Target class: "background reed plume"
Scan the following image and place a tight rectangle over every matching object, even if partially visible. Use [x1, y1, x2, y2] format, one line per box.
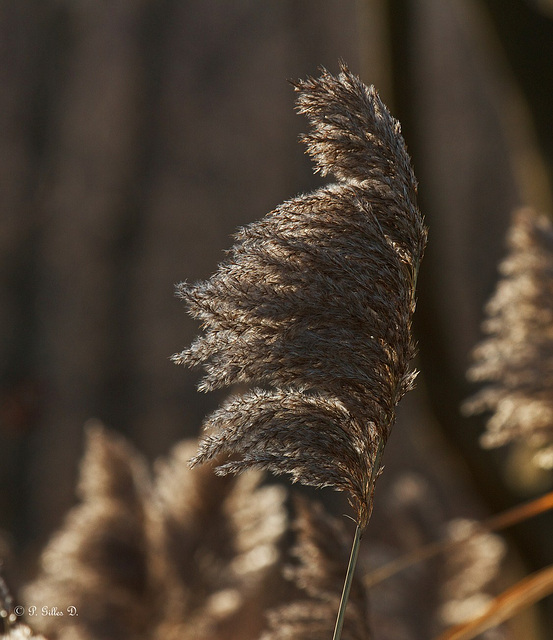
[173, 62, 426, 531]
[463, 207, 553, 470]
[261, 497, 371, 640]
[23, 424, 158, 640]
[23, 426, 287, 640]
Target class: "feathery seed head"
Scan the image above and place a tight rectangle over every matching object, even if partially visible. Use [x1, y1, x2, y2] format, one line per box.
[464, 207, 553, 468]
[174, 63, 426, 529]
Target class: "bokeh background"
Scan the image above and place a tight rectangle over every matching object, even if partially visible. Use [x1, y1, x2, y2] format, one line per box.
[2, 0, 553, 635]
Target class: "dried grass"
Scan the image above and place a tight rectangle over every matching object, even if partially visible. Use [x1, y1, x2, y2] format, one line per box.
[464, 207, 553, 469]
[23, 423, 157, 640]
[174, 62, 426, 530]
[23, 426, 287, 640]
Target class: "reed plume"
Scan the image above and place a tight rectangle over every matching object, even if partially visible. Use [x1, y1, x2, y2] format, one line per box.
[23, 423, 156, 640]
[24, 425, 287, 640]
[438, 519, 506, 630]
[0, 571, 17, 638]
[0, 624, 47, 640]
[463, 207, 553, 469]
[153, 440, 287, 640]
[173, 62, 426, 532]
[261, 498, 371, 640]
[362, 475, 508, 639]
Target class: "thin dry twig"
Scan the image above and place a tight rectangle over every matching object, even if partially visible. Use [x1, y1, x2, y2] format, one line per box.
[365, 489, 553, 588]
[435, 564, 553, 640]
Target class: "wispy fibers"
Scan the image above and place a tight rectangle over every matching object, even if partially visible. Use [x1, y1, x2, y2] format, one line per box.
[174, 63, 426, 638]
[464, 207, 553, 470]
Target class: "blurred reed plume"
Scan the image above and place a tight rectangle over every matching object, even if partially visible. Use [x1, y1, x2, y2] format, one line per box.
[23, 423, 158, 640]
[1, 571, 16, 637]
[437, 519, 506, 630]
[173, 62, 426, 532]
[153, 440, 287, 640]
[23, 426, 287, 640]
[463, 207, 553, 470]
[1, 624, 47, 640]
[261, 498, 371, 640]
[362, 474, 509, 640]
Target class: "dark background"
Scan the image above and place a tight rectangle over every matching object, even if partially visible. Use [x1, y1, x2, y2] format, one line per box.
[1, 0, 553, 633]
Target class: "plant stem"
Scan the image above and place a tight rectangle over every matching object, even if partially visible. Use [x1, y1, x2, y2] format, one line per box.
[332, 522, 362, 640]
[333, 436, 385, 640]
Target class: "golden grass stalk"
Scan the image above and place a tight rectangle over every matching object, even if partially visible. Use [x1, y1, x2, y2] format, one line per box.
[435, 564, 553, 640]
[364, 488, 553, 589]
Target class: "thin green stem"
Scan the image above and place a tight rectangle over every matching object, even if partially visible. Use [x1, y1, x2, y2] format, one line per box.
[332, 435, 385, 640]
[332, 523, 363, 640]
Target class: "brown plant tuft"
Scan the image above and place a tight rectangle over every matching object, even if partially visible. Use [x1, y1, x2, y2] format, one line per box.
[463, 207, 553, 469]
[173, 62, 426, 530]
[261, 498, 371, 640]
[152, 440, 287, 640]
[438, 519, 507, 631]
[23, 423, 156, 640]
[23, 426, 287, 640]
[0, 572, 14, 622]
[0, 624, 48, 640]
